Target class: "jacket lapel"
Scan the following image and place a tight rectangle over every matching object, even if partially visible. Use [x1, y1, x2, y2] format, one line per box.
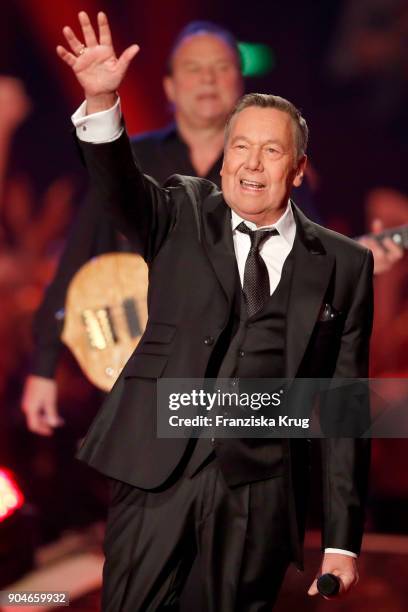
[201, 193, 238, 309]
[285, 204, 334, 377]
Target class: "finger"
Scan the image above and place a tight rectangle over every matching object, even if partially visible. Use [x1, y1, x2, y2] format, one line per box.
[56, 45, 77, 67]
[31, 411, 60, 435]
[45, 411, 65, 428]
[381, 238, 403, 261]
[370, 218, 384, 235]
[22, 396, 63, 432]
[358, 237, 377, 251]
[359, 238, 386, 266]
[62, 25, 85, 56]
[307, 578, 318, 596]
[78, 11, 98, 47]
[25, 411, 53, 436]
[360, 237, 392, 261]
[41, 401, 64, 428]
[32, 424, 54, 436]
[97, 11, 113, 47]
[34, 426, 54, 437]
[117, 44, 140, 72]
[335, 572, 356, 593]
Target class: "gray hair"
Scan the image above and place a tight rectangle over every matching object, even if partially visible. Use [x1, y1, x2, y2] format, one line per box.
[224, 93, 309, 160]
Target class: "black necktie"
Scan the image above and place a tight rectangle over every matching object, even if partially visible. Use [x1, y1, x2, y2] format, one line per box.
[237, 222, 279, 317]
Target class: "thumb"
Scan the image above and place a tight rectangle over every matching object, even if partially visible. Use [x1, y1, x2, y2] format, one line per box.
[117, 44, 140, 73]
[46, 413, 64, 428]
[307, 577, 319, 596]
[43, 396, 64, 427]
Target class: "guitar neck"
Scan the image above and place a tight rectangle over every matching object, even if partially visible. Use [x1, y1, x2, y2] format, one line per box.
[361, 224, 408, 250]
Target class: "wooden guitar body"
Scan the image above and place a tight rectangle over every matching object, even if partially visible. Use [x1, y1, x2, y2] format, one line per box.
[62, 253, 148, 391]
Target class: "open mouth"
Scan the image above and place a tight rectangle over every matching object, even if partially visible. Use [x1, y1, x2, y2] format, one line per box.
[240, 179, 266, 191]
[197, 93, 218, 100]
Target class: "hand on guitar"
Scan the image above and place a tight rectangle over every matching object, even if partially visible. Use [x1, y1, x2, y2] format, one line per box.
[21, 375, 64, 436]
[56, 11, 139, 114]
[358, 219, 403, 275]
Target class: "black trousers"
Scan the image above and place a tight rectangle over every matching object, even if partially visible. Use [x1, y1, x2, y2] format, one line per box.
[102, 459, 291, 611]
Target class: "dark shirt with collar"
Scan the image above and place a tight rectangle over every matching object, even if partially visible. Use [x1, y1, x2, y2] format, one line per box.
[131, 124, 223, 186]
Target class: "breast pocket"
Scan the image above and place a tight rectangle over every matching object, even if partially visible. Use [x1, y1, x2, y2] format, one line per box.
[315, 314, 345, 338]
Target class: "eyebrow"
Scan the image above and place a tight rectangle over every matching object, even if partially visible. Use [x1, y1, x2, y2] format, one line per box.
[180, 59, 201, 66]
[230, 135, 283, 147]
[180, 57, 235, 66]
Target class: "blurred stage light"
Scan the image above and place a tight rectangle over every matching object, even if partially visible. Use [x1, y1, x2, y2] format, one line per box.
[0, 468, 25, 522]
[238, 42, 275, 77]
[0, 467, 36, 588]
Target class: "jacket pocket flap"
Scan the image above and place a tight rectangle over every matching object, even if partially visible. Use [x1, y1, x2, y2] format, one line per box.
[123, 353, 168, 379]
[141, 322, 177, 344]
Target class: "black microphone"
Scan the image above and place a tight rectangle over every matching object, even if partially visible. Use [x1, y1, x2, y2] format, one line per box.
[317, 573, 341, 597]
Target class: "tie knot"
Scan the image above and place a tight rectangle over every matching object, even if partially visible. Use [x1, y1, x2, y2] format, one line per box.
[236, 222, 278, 250]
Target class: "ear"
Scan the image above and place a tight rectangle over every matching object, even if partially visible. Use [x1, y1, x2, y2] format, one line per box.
[163, 75, 175, 103]
[292, 155, 307, 187]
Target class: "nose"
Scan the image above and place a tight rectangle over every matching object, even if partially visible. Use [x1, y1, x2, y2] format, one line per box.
[244, 147, 263, 172]
[200, 66, 216, 84]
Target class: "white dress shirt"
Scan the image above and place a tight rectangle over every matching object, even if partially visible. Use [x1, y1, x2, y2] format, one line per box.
[231, 206, 296, 294]
[72, 100, 357, 559]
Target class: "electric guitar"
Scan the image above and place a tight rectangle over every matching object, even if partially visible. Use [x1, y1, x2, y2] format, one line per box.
[62, 253, 148, 391]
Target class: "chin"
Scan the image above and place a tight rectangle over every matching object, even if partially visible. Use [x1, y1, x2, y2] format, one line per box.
[239, 195, 268, 210]
[236, 204, 265, 218]
[196, 104, 224, 119]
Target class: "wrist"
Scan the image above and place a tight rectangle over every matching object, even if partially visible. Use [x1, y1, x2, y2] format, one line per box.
[85, 92, 118, 115]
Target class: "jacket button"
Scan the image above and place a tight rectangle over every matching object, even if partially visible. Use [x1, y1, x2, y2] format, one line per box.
[204, 336, 214, 346]
[238, 350, 245, 358]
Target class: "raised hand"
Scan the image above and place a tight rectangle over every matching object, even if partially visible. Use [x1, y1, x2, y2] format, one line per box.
[56, 11, 139, 111]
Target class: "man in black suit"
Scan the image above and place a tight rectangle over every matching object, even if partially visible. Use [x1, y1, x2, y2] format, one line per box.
[57, 11, 373, 610]
[22, 18, 400, 439]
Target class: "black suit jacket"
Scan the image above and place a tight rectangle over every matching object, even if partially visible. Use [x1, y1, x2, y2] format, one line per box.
[77, 131, 373, 566]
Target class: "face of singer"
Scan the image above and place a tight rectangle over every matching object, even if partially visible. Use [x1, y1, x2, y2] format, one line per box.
[163, 33, 243, 129]
[221, 106, 307, 226]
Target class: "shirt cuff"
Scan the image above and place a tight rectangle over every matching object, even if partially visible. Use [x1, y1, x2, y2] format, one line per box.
[324, 548, 357, 558]
[71, 97, 123, 143]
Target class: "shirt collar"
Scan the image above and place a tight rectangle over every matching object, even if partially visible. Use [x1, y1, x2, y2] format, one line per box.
[231, 201, 296, 247]
[161, 123, 178, 141]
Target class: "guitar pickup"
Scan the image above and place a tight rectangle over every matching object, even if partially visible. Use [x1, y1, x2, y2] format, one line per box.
[82, 307, 118, 350]
[123, 298, 142, 338]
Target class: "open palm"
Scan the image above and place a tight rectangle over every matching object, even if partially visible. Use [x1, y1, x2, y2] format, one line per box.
[56, 11, 139, 98]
